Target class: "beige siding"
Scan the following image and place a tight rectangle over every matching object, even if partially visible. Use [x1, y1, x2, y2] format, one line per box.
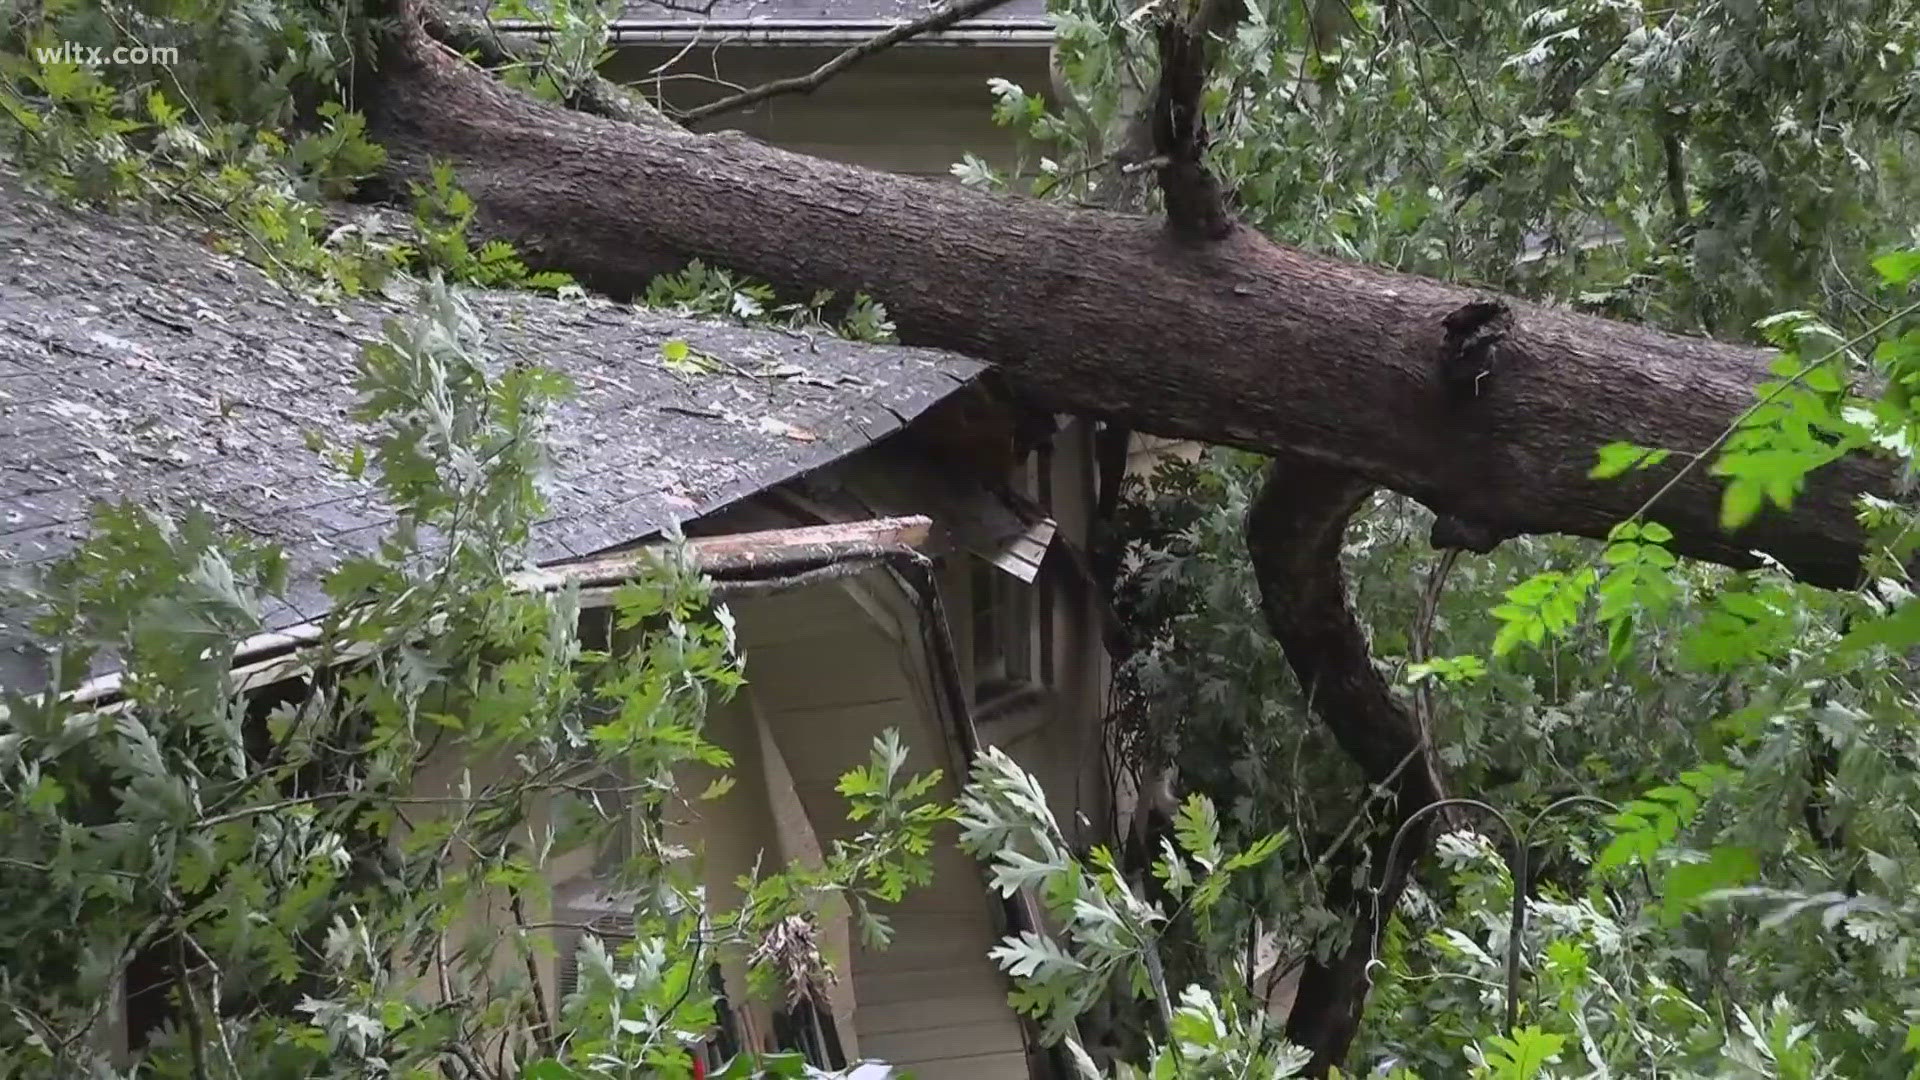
[602, 44, 1053, 177]
[737, 571, 1030, 1078]
[747, 422, 1118, 852]
[661, 677, 852, 1059]
[1126, 434, 1203, 480]
[406, 568, 1028, 1075]
[413, 418, 1116, 1077]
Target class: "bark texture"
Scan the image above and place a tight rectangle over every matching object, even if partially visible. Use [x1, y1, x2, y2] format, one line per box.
[419, 7, 677, 129]
[360, 9, 1903, 1072]
[1247, 459, 1442, 1072]
[363, 23, 1890, 590]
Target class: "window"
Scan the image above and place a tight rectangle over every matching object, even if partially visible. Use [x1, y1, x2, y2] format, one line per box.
[971, 557, 1034, 704]
[770, 995, 846, 1070]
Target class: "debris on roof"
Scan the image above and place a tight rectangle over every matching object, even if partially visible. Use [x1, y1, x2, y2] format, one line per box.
[0, 168, 982, 685]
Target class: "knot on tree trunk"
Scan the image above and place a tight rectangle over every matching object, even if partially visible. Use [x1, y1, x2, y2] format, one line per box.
[1247, 458, 1448, 1076]
[1438, 298, 1514, 397]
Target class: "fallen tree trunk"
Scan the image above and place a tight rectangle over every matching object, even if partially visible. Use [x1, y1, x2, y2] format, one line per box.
[363, 12, 1893, 591]
[359, 7, 1899, 1073]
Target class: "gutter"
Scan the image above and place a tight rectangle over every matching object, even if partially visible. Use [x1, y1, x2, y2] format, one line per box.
[67, 516, 935, 711]
[494, 19, 1054, 46]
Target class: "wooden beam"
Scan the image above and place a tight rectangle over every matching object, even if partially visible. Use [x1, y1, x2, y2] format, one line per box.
[514, 515, 933, 590]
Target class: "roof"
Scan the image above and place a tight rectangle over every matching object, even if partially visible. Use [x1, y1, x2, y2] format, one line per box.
[0, 170, 982, 687]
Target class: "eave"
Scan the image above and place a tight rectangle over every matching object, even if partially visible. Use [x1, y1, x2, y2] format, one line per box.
[496, 18, 1054, 46]
[67, 515, 936, 711]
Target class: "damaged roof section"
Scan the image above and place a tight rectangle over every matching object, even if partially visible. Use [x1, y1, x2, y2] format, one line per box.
[0, 169, 982, 683]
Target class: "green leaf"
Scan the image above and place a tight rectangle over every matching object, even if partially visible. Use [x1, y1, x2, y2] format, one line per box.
[1841, 598, 1920, 653]
[1490, 568, 1597, 656]
[1591, 442, 1671, 479]
[1720, 478, 1764, 530]
[1873, 249, 1920, 288]
[1172, 794, 1223, 872]
[990, 930, 1087, 979]
[1153, 836, 1195, 898]
[1220, 830, 1288, 873]
[1607, 611, 1635, 662]
[1660, 846, 1761, 925]
[1482, 1026, 1566, 1079]
[1407, 654, 1488, 684]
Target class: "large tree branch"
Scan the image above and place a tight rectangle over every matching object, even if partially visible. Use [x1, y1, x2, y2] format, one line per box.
[1246, 458, 1444, 1074]
[419, 6, 678, 130]
[1148, 0, 1244, 238]
[363, 5, 1897, 589]
[677, 0, 1019, 124]
[358, 12, 1909, 1070]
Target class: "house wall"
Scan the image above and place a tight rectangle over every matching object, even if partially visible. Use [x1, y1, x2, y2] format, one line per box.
[662, 682, 853, 1060]
[602, 44, 1053, 178]
[707, 570, 1033, 1079]
[405, 413, 1116, 1076]
[947, 416, 1114, 849]
[682, 416, 1119, 1076]
[722, 417, 1118, 849]
[407, 568, 1032, 1077]
[401, 743, 589, 1057]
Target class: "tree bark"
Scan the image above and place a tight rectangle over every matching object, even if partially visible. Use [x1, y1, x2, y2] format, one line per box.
[1247, 458, 1441, 1072]
[358, 7, 1904, 1072]
[362, 20, 1891, 590]
[419, 6, 678, 130]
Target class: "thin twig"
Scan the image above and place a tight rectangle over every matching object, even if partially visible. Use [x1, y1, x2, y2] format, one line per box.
[1398, 0, 1486, 128]
[680, 0, 1019, 123]
[647, 25, 709, 77]
[508, 887, 558, 1058]
[182, 933, 242, 1076]
[174, 935, 212, 1080]
[1409, 548, 1460, 738]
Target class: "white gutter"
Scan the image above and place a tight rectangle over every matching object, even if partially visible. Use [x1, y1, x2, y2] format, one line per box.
[66, 516, 935, 710]
[494, 18, 1054, 46]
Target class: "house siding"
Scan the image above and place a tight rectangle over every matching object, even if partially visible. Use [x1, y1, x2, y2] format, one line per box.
[950, 418, 1113, 849]
[602, 44, 1053, 177]
[722, 570, 1031, 1077]
[406, 417, 1114, 1079]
